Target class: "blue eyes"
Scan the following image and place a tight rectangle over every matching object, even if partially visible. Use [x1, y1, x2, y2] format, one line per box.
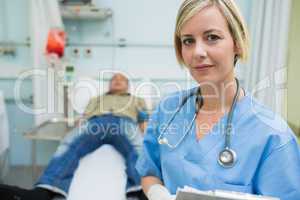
[181, 34, 221, 46]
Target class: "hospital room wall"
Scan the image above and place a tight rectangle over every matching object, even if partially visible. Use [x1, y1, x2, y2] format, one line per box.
[60, 0, 251, 113]
[287, 0, 300, 137]
[0, 0, 58, 166]
[0, 0, 251, 166]
[63, 0, 251, 80]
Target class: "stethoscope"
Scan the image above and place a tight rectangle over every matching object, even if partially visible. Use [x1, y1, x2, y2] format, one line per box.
[158, 78, 240, 168]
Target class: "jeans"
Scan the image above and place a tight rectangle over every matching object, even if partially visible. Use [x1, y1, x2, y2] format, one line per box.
[35, 114, 141, 196]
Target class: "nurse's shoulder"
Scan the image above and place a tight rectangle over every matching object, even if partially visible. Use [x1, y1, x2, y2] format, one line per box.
[244, 96, 300, 198]
[244, 95, 298, 154]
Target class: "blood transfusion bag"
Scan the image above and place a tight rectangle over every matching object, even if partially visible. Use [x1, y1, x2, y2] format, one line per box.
[46, 28, 66, 58]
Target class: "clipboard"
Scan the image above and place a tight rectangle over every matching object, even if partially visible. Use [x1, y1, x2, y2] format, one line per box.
[175, 187, 280, 200]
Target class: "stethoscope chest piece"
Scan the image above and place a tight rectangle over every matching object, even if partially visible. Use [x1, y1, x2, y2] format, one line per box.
[218, 148, 237, 168]
[158, 137, 168, 145]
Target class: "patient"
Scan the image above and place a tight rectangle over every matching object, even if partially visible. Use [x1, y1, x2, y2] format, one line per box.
[0, 73, 149, 200]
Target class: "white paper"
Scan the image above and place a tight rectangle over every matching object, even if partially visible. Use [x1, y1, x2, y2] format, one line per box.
[175, 186, 280, 200]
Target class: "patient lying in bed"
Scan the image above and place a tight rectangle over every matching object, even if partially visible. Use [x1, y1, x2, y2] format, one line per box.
[0, 73, 149, 200]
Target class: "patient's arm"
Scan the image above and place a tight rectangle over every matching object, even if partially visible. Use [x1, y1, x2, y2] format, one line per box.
[138, 121, 148, 133]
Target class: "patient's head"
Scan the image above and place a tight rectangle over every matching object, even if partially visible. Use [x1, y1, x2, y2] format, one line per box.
[108, 73, 129, 94]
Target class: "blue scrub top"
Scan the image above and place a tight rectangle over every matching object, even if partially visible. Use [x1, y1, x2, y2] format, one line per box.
[136, 88, 300, 200]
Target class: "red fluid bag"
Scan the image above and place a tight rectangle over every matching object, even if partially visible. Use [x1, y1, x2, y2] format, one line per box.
[46, 28, 66, 58]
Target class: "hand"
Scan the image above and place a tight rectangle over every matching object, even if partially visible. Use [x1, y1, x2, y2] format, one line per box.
[147, 184, 175, 200]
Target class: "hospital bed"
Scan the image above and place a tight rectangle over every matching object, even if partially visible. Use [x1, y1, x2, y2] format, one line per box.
[24, 120, 143, 200]
[51, 145, 141, 200]
[36, 77, 192, 200]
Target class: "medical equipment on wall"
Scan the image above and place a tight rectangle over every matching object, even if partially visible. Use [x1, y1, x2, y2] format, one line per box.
[59, 0, 112, 20]
[158, 78, 240, 168]
[64, 65, 75, 127]
[60, 0, 92, 4]
[0, 45, 16, 57]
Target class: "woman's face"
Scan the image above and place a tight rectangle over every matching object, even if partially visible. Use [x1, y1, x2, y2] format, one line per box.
[180, 6, 237, 85]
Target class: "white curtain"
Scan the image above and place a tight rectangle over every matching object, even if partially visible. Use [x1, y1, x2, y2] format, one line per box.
[30, 0, 63, 125]
[242, 0, 291, 116]
[0, 91, 9, 181]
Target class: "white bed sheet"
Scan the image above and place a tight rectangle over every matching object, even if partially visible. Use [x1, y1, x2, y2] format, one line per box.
[67, 145, 128, 200]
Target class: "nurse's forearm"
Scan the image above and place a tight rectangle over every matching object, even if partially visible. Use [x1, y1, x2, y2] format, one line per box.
[141, 176, 163, 194]
[142, 176, 174, 200]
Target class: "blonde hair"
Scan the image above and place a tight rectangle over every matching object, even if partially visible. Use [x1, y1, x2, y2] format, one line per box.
[174, 0, 250, 66]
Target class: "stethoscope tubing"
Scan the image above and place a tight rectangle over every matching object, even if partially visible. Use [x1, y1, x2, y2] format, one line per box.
[157, 78, 240, 168]
[158, 88, 202, 149]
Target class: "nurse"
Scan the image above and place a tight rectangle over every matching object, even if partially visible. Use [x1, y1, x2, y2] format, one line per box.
[136, 0, 300, 200]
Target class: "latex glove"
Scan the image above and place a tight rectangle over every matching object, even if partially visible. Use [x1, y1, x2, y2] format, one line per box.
[147, 184, 176, 200]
